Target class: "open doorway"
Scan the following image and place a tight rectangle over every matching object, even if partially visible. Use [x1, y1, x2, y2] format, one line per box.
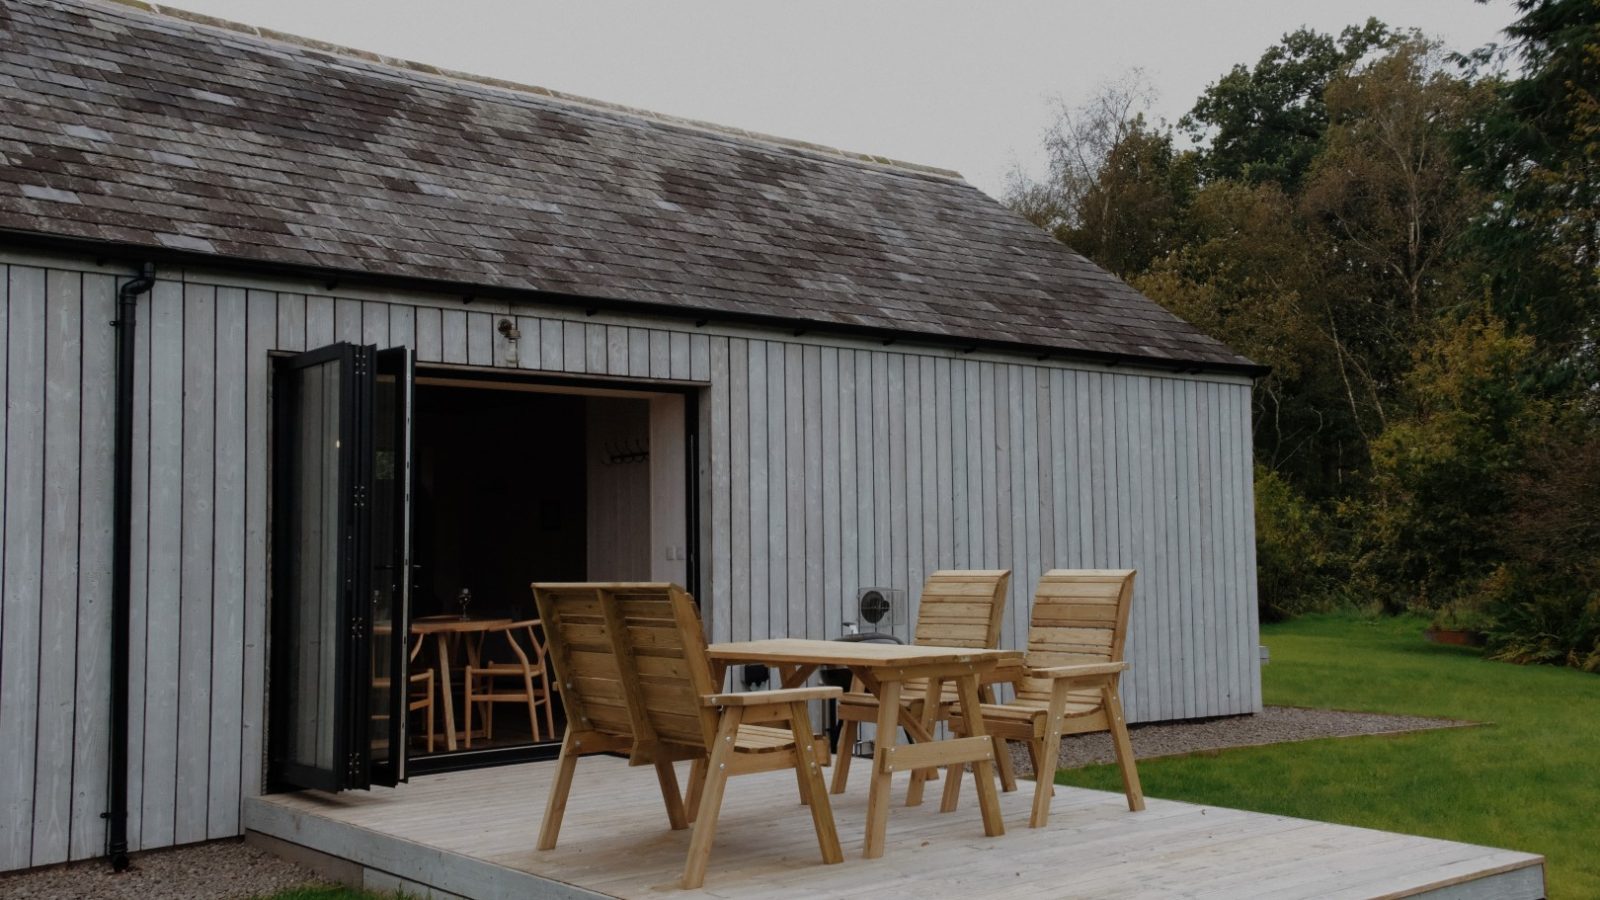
[406, 372, 693, 769]
[267, 342, 699, 791]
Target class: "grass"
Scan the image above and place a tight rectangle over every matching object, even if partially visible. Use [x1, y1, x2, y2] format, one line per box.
[1057, 612, 1600, 898]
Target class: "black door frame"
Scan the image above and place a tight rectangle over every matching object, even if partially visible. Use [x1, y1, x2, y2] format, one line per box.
[267, 343, 374, 792]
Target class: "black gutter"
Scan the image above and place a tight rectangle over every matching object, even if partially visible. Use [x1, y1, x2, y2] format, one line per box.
[107, 262, 154, 872]
[0, 230, 1271, 380]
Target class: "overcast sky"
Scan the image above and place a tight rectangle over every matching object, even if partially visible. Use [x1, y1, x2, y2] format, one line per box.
[167, 1, 1514, 196]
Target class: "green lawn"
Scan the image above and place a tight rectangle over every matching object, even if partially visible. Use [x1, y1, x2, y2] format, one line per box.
[1058, 612, 1600, 898]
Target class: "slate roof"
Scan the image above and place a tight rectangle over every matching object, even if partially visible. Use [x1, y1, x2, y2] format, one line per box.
[0, 0, 1259, 373]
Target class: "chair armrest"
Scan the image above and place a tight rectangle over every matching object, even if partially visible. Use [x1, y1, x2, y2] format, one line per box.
[1026, 662, 1128, 680]
[704, 686, 842, 706]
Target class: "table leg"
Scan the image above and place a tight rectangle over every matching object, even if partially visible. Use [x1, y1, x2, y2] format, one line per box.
[862, 678, 901, 859]
[981, 684, 1018, 793]
[436, 633, 457, 752]
[905, 676, 943, 807]
[955, 674, 1004, 837]
[778, 664, 819, 689]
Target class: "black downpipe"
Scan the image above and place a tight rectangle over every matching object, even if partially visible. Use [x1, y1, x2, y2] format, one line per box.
[108, 263, 154, 871]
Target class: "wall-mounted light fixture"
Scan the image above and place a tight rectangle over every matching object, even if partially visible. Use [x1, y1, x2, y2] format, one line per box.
[497, 317, 521, 366]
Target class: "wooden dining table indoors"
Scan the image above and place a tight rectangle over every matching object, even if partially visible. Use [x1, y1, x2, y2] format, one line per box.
[411, 615, 512, 751]
[706, 640, 1021, 859]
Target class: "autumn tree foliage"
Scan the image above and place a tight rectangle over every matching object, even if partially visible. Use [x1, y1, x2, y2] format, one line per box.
[1008, 0, 1600, 665]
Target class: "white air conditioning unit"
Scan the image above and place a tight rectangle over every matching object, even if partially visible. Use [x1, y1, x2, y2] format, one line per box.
[855, 587, 908, 642]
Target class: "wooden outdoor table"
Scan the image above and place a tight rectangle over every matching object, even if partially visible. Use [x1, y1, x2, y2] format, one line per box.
[411, 616, 513, 751]
[706, 639, 1021, 858]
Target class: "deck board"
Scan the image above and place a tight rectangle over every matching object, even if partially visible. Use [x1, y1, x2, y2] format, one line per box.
[245, 757, 1542, 900]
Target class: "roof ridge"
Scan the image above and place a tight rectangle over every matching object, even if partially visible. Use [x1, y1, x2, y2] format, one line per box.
[96, 0, 968, 182]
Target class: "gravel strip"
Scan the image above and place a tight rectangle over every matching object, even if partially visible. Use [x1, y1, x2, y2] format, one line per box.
[1007, 705, 1470, 777]
[0, 838, 324, 900]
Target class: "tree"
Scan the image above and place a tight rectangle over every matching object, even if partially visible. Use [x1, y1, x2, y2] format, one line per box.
[1135, 180, 1357, 491]
[1357, 309, 1548, 610]
[1183, 19, 1392, 189]
[1460, 0, 1600, 363]
[1298, 37, 1490, 444]
[1005, 72, 1195, 277]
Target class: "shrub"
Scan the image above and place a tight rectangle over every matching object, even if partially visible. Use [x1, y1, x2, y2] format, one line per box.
[1254, 464, 1344, 620]
[1486, 590, 1600, 672]
[1483, 426, 1600, 671]
[1354, 309, 1547, 612]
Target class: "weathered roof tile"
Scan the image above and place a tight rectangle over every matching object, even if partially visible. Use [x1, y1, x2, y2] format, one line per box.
[0, 0, 1258, 372]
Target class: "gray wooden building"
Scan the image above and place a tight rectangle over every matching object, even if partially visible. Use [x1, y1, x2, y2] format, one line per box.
[0, 0, 1263, 874]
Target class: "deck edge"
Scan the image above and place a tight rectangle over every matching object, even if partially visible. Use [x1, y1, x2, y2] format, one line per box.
[244, 796, 615, 900]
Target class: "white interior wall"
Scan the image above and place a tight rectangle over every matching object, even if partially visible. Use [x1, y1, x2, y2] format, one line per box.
[649, 394, 687, 585]
[584, 397, 651, 580]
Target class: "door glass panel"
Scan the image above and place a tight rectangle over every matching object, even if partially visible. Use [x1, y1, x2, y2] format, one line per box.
[283, 356, 345, 774]
[368, 347, 411, 784]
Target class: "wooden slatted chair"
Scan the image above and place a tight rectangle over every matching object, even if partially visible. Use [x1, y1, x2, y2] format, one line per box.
[830, 569, 1014, 801]
[463, 620, 556, 746]
[947, 569, 1143, 828]
[375, 633, 436, 753]
[532, 583, 843, 890]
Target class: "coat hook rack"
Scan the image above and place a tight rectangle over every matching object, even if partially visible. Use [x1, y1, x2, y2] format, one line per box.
[601, 439, 649, 466]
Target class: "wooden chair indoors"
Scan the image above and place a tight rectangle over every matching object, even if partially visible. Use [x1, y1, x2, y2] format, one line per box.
[408, 638, 437, 754]
[464, 620, 555, 747]
[375, 634, 436, 753]
[947, 569, 1144, 828]
[830, 569, 1015, 803]
[532, 583, 843, 890]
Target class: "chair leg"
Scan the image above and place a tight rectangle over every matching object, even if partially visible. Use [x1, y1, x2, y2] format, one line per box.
[537, 728, 582, 851]
[685, 758, 708, 823]
[464, 675, 475, 749]
[906, 680, 943, 807]
[655, 757, 688, 830]
[525, 672, 541, 743]
[1026, 738, 1053, 796]
[540, 668, 556, 739]
[683, 708, 742, 889]
[1104, 685, 1145, 812]
[1031, 707, 1067, 828]
[788, 701, 843, 865]
[426, 694, 435, 754]
[939, 760, 963, 812]
[544, 675, 556, 739]
[993, 736, 1017, 793]
[940, 717, 966, 812]
[1030, 730, 1064, 827]
[829, 718, 857, 794]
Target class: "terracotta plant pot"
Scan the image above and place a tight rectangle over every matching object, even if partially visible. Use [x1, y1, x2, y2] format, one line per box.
[1424, 628, 1486, 647]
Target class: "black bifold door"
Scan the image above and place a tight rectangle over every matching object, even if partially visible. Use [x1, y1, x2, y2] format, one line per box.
[269, 343, 412, 792]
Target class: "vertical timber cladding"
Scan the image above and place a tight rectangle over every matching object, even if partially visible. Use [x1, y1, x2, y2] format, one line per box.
[0, 257, 1260, 869]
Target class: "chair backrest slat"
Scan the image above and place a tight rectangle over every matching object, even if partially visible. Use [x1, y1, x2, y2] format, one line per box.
[1017, 569, 1135, 703]
[534, 585, 626, 737]
[534, 582, 719, 759]
[912, 569, 1011, 649]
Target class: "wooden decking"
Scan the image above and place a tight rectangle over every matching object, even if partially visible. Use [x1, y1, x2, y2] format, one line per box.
[244, 756, 1543, 900]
